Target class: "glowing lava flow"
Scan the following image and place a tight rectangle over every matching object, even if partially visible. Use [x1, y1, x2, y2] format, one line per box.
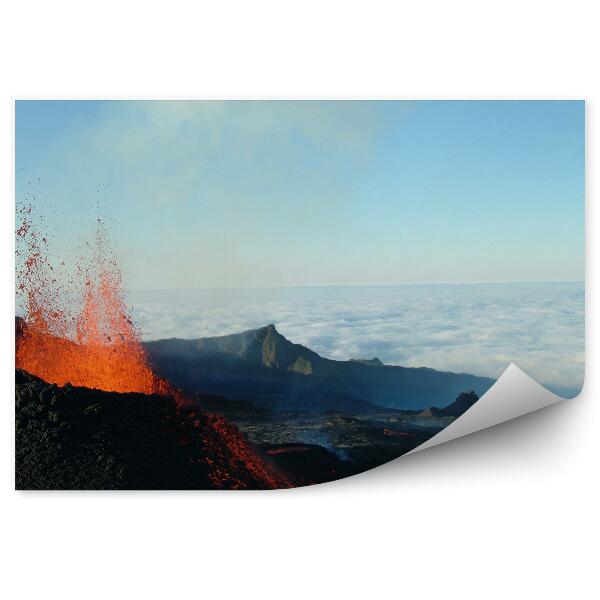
[16, 285, 165, 394]
[15, 206, 164, 394]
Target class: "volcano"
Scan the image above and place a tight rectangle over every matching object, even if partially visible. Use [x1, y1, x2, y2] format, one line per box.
[14, 208, 291, 490]
[15, 368, 290, 490]
[15, 316, 292, 490]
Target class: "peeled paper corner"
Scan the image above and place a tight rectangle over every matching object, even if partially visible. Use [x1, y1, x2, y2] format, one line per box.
[408, 363, 565, 455]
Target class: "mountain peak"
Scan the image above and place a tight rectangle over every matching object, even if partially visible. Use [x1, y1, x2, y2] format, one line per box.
[350, 357, 385, 367]
[144, 327, 495, 411]
[254, 323, 283, 345]
[255, 323, 278, 336]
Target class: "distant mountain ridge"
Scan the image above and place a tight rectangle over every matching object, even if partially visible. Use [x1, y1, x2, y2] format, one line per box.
[349, 357, 385, 367]
[416, 391, 479, 417]
[144, 324, 494, 411]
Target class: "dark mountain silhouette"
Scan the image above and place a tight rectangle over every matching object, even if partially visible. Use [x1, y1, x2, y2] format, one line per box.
[144, 324, 494, 411]
[416, 391, 479, 417]
[15, 369, 290, 490]
[349, 357, 385, 367]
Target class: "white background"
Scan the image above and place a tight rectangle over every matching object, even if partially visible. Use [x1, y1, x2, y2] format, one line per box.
[1, 2, 597, 599]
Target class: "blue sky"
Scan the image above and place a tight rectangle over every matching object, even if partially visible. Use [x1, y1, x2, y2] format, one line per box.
[16, 100, 584, 290]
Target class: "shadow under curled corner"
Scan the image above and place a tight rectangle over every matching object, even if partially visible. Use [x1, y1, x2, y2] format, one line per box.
[407, 363, 565, 455]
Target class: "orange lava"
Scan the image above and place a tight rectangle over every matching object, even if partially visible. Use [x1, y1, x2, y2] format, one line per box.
[16, 315, 163, 394]
[383, 428, 412, 437]
[197, 411, 290, 489]
[15, 206, 163, 394]
[266, 445, 313, 455]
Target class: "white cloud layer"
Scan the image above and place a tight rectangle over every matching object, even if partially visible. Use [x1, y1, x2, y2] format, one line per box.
[128, 281, 584, 397]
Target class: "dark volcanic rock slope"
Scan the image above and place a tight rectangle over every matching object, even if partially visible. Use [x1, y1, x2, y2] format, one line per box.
[144, 324, 494, 411]
[15, 370, 289, 490]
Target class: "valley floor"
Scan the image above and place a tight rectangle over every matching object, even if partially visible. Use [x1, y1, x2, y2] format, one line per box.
[229, 410, 453, 485]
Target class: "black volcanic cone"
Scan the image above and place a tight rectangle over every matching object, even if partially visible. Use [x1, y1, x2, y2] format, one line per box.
[15, 369, 289, 490]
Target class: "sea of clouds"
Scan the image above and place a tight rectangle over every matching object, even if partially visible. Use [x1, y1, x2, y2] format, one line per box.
[128, 282, 584, 398]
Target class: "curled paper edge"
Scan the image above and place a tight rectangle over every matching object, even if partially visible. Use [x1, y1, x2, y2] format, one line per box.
[408, 363, 564, 455]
